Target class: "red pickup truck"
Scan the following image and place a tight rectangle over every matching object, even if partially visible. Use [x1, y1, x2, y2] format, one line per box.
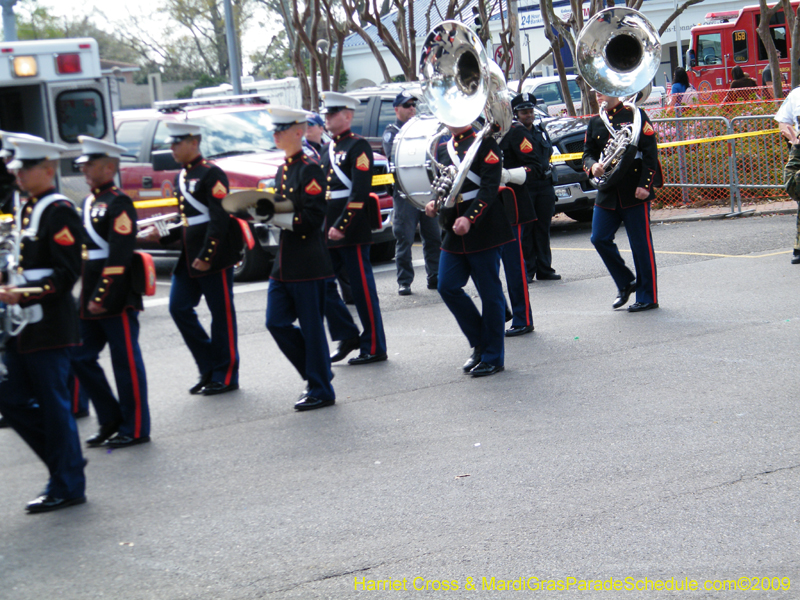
[114, 96, 396, 280]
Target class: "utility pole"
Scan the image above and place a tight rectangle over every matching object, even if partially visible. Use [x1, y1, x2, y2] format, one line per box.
[224, 0, 243, 95]
[508, 0, 522, 80]
[1, 0, 17, 42]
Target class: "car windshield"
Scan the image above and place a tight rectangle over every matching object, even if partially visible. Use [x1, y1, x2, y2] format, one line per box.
[192, 108, 277, 156]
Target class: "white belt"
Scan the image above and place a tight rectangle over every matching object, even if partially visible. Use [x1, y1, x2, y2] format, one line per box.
[23, 268, 54, 281]
[460, 190, 479, 201]
[187, 214, 210, 226]
[328, 190, 350, 200]
[87, 249, 109, 260]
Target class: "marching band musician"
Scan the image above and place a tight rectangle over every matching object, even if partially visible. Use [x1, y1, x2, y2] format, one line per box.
[70, 136, 150, 448]
[583, 91, 660, 312]
[498, 93, 540, 337]
[425, 123, 514, 377]
[0, 138, 87, 513]
[153, 121, 243, 395]
[319, 92, 388, 365]
[263, 107, 336, 411]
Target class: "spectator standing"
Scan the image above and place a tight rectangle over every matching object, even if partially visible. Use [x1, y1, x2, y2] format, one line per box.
[670, 67, 691, 107]
[773, 86, 800, 264]
[730, 66, 757, 89]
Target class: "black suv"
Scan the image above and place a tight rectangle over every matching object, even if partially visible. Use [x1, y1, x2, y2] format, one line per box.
[346, 83, 596, 222]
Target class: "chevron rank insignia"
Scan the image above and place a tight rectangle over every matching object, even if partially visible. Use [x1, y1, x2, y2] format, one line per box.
[305, 180, 322, 195]
[212, 181, 228, 198]
[355, 153, 370, 171]
[113, 212, 133, 235]
[484, 150, 500, 164]
[54, 226, 75, 246]
[642, 122, 655, 136]
[519, 139, 533, 153]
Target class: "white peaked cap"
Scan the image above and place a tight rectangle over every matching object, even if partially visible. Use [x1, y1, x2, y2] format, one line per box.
[75, 135, 128, 164]
[7, 138, 67, 169]
[319, 91, 360, 113]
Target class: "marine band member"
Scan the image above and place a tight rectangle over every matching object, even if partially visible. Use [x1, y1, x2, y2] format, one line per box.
[70, 136, 150, 448]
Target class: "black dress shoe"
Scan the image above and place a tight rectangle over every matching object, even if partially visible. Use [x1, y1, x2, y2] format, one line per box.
[331, 337, 360, 362]
[792, 251, 800, 264]
[398, 284, 412, 296]
[470, 362, 505, 378]
[189, 372, 212, 395]
[294, 396, 335, 411]
[505, 324, 534, 337]
[104, 434, 151, 449]
[505, 306, 513, 322]
[427, 277, 438, 290]
[201, 382, 239, 396]
[86, 419, 122, 447]
[537, 272, 561, 280]
[348, 352, 388, 365]
[628, 302, 659, 312]
[462, 347, 482, 372]
[73, 409, 90, 419]
[26, 494, 86, 514]
[0, 416, 9, 428]
[612, 281, 636, 309]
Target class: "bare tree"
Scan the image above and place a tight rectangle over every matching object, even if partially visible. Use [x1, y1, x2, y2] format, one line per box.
[757, 0, 785, 98]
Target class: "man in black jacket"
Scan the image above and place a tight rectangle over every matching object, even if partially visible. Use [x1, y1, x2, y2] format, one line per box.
[584, 92, 660, 312]
[264, 107, 336, 411]
[71, 136, 150, 448]
[0, 137, 86, 513]
[157, 121, 243, 394]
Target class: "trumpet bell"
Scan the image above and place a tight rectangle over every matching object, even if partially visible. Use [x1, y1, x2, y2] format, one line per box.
[419, 20, 489, 128]
[576, 7, 661, 98]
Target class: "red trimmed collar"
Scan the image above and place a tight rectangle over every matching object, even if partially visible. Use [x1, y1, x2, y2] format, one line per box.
[184, 155, 204, 169]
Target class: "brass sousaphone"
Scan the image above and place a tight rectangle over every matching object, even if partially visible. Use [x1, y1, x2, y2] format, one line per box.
[575, 7, 661, 190]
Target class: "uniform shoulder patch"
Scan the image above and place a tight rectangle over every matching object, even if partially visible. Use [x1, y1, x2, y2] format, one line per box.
[212, 181, 228, 199]
[642, 122, 655, 136]
[305, 179, 322, 195]
[355, 152, 370, 171]
[519, 138, 533, 153]
[484, 150, 500, 164]
[113, 212, 133, 235]
[54, 226, 75, 246]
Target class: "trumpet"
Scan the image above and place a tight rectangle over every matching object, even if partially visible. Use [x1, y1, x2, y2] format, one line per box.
[136, 212, 183, 238]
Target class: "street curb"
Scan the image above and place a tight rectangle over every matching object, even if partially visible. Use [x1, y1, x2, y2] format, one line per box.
[651, 206, 798, 224]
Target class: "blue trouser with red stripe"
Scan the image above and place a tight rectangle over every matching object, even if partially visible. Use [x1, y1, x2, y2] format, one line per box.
[590, 201, 658, 305]
[326, 244, 386, 356]
[438, 246, 505, 367]
[169, 260, 239, 386]
[0, 340, 86, 499]
[501, 224, 533, 329]
[71, 309, 149, 438]
[267, 278, 334, 401]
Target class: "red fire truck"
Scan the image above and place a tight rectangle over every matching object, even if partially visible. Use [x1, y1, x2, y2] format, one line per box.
[686, 2, 798, 92]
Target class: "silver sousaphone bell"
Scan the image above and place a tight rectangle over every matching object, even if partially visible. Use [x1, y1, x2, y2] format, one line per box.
[221, 189, 294, 222]
[576, 7, 661, 190]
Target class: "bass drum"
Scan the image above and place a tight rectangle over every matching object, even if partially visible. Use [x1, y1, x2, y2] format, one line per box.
[391, 116, 441, 211]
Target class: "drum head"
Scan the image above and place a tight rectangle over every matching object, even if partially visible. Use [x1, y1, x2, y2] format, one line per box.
[392, 116, 441, 210]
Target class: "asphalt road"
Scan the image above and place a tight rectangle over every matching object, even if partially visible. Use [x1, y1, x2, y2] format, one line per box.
[1, 214, 798, 599]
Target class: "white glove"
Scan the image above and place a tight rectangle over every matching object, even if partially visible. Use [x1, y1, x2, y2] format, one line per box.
[501, 167, 526, 186]
[271, 212, 295, 231]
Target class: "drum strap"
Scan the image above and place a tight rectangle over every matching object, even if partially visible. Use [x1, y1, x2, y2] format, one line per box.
[83, 195, 110, 261]
[328, 142, 352, 200]
[179, 171, 211, 225]
[446, 139, 480, 201]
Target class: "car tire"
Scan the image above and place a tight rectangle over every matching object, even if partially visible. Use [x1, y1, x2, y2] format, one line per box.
[234, 244, 272, 281]
[370, 239, 396, 263]
[563, 207, 594, 223]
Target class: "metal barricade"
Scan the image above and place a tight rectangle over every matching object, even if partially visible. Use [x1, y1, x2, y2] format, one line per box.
[730, 115, 787, 204]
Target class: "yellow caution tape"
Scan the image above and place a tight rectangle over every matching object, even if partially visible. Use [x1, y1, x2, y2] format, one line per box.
[550, 128, 781, 163]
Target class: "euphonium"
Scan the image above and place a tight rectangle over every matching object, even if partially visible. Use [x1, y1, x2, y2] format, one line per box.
[576, 7, 661, 190]
[392, 20, 512, 211]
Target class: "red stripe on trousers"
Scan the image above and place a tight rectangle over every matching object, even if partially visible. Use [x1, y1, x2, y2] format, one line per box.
[515, 225, 531, 326]
[644, 206, 657, 303]
[121, 311, 142, 438]
[357, 247, 377, 355]
[221, 269, 236, 385]
[72, 377, 80, 413]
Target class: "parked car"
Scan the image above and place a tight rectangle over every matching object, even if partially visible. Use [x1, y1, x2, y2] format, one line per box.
[114, 94, 396, 281]
[346, 82, 596, 222]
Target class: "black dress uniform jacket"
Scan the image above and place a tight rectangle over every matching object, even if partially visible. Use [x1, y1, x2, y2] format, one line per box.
[436, 129, 513, 253]
[270, 151, 334, 282]
[15, 189, 81, 353]
[80, 182, 142, 318]
[321, 130, 374, 248]
[499, 121, 539, 225]
[582, 103, 660, 209]
[161, 155, 243, 275]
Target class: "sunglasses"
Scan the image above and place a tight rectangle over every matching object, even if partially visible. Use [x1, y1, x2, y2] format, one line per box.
[324, 107, 345, 116]
[401, 102, 417, 109]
